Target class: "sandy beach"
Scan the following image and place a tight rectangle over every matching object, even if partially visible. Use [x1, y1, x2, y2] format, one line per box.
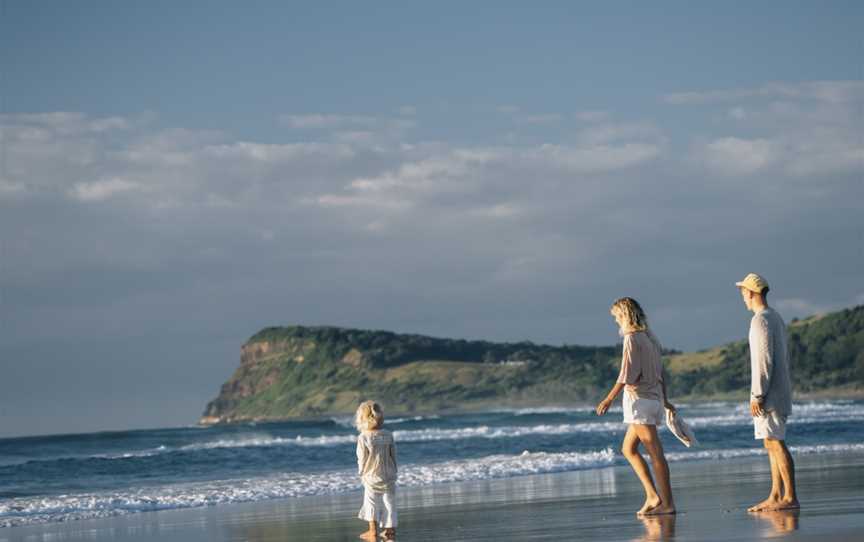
[3, 449, 862, 542]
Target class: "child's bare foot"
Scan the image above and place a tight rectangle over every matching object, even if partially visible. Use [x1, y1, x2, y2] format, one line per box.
[637, 496, 662, 516]
[642, 504, 676, 516]
[747, 496, 782, 512]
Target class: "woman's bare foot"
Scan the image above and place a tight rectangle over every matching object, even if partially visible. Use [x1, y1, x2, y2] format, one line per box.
[637, 496, 662, 516]
[775, 498, 800, 510]
[358, 528, 377, 540]
[748, 496, 782, 512]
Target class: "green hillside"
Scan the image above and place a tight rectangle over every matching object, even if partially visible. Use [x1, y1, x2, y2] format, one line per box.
[667, 305, 864, 398]
[201, 305, 864, 423]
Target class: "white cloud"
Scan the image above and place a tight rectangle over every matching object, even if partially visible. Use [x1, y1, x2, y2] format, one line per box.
[333, 131, 377, 144]
[675, 81, 864, 179]
[280, 114, 379, 129]
[515, 113, 563, 125]
[279, 114, 416, 137]
[347, 150, 499, 195]
[576, 123, 662, 145]
[664, 80, 864, 105]
[728, 107, 747, 120]
[203, 141, 356, 162]
[700, 137, 780, 175]
[697, 130, 862, 179]
[315, 193, 412, 211]
[574, 110, 610, 123]
[784, 138, 864, 177]
[1, 112, 132, 136]
[530, 142, 662, 173]
[69, 178, 143, 202]
[469, 203, 523, 219]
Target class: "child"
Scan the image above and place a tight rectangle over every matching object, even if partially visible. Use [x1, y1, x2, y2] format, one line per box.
[355, 400, 398, 540]
[596, 297, 677, 516]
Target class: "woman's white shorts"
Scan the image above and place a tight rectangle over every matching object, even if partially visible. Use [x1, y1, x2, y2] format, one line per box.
[358, 486, 397, 528]
[622, 391, 663, 426]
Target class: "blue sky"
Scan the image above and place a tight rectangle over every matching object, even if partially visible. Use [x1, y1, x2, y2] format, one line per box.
[1, 1, 862, 437]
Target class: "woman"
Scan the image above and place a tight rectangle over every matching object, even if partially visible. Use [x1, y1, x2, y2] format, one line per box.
[596, 297, 676, 516]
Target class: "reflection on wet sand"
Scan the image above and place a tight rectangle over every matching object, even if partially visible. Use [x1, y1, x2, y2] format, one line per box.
[752, 509, 800, 536]
[633, 514, 676, 541]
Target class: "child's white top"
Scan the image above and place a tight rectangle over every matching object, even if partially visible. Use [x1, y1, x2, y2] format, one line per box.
[356, 429, 398, 492]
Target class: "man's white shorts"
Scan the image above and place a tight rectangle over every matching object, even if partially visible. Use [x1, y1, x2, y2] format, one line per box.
[754, 411, 787, 440]
[622, 391, 663, 426]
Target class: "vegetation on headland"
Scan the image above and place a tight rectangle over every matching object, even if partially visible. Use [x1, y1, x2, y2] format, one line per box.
[201, 305, 864, 423]
[667, 305, 864, 398]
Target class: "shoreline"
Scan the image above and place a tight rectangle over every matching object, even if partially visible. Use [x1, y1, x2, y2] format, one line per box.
[196, 390, 864, 427]
[3, 449, 863, 541]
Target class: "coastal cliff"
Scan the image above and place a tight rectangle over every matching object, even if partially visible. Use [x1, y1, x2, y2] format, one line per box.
[201, 305, 864, 424]
[200, 327, 620, 423]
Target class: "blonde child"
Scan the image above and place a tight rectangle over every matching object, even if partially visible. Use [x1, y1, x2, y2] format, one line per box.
[355, 400, 398, 540]
[596, 297, 677, 516]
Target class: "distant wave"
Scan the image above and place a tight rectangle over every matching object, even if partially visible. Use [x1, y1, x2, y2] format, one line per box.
[498, 406, 597, 416]
[3, 442, 863, 528]
[389, 415, 441, 424]
[7, 401, 864, 467]
[330, 414, 441, 427]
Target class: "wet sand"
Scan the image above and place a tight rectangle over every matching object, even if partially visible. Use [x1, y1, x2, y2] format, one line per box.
[2, 451, 863, 541]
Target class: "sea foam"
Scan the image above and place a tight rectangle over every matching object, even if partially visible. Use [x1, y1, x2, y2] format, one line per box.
[2, 442, 863, 529]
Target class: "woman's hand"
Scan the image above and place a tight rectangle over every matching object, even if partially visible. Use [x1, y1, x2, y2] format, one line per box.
[596, 398, 612, 416]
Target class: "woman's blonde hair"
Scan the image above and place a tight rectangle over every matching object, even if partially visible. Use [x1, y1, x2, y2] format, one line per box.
[611, 297, 663, 351]
[610, 297, 649, 333]
[354, 400, 384, 432]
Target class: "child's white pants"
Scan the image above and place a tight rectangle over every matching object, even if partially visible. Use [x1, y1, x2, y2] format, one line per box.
[358, 486, 397, 528]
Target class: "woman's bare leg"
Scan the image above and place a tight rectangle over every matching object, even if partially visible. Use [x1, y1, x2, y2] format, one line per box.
[622, 425, 661, 515]
[633, 424, 676, 515]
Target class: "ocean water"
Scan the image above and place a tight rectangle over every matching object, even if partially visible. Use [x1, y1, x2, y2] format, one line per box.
[1, 400, 863, 529]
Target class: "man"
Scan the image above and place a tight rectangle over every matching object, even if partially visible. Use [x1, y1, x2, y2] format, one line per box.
[736, 273, 799, 512]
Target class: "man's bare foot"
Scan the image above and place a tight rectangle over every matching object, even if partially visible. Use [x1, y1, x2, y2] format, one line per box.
[637, 496, 662, 516]
[747, 496, 781, 512]
[642, 504, 676, 516]
[381, 528, 396, 541]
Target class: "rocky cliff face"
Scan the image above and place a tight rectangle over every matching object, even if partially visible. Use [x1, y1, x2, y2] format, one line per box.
[201, 338, 320, 423]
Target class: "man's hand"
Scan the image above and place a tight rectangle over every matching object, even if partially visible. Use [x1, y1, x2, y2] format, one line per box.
[664, 401, 676, 413]
[750, 399, 765, 417]
[596, 398, 612, 416]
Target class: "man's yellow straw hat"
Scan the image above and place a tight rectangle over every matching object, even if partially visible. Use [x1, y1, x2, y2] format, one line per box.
[735, 273, 770, 294]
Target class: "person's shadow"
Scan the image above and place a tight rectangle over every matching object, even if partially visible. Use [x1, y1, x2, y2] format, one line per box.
[634, 514, 676, 541]
[752, 509, 800, 535]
